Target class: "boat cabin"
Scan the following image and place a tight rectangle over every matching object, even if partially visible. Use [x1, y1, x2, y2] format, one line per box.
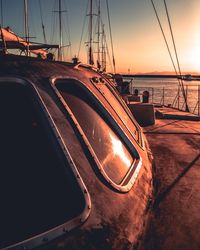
[0, 55, 152, 250]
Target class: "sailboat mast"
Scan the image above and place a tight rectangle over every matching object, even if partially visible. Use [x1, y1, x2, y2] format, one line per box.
[88, 0, 93, 65]
[24, 0, 29, 56]
[38, 0, 47, 44]
[101, 24, 106, 71]
[0, 0, 3, 26]
[97, 0, 100, 68]
[58, 0, 63, 61]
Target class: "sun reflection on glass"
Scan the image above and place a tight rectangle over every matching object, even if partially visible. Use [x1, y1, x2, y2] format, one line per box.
[110, 133, 132, 168]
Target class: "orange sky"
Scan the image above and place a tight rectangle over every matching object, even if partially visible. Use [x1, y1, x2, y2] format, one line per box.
[110, 0, 200, 74]
[2, 0, 200, 74]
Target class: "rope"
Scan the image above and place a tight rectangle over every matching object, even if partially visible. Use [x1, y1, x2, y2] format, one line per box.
[150, 0, 189, 112]
[38, 0, 47, 44]
[77, 0, 89, 59]
[150, 0, 178, 74]
[105, 35, 114, 73]
[63, 0, 72, 58]
[106, 0, 116, 73]
[163, 0, 189, 112]
[50, 0, 57, 45]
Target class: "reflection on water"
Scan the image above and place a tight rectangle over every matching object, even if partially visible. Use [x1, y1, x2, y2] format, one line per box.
[124, 77, 200, 114]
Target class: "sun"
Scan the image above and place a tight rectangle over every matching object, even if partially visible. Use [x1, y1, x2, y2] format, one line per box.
[187, 46, 200, 72]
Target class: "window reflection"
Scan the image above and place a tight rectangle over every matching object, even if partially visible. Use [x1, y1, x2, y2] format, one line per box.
[56, 80, 136, 185]
[92, 83, 140, 143]
[109, 133, 132, 168]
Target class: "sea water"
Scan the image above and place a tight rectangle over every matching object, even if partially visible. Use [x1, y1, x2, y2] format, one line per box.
[124, 77, 200, 115]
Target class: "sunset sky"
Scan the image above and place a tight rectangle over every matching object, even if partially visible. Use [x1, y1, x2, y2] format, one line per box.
[1, 0, 200, 73]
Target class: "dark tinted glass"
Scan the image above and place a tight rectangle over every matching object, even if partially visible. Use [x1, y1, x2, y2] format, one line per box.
[56, 80, 135, 185]
[93, 83, 140, 142]
[0, 83, 85, 249]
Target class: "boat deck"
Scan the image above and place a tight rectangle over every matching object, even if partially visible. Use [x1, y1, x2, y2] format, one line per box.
[141, 108, 200, 250]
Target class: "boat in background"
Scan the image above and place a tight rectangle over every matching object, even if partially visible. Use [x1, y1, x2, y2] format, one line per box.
[177, 74, 193, 81]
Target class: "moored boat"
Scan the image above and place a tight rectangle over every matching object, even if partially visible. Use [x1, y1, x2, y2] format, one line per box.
[0, 54, 152, 250]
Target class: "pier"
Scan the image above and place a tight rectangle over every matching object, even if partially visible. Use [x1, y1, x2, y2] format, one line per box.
[141, 108, 200, 249]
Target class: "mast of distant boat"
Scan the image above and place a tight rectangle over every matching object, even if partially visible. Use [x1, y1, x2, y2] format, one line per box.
[38, 0, 47, 44]
[58, 0, 63, 61]
[97, 0, 100, 68]
[24, 0, 29, 56]
[97, 0, 106, 71]
[88, 0, 93, 65]
[0, 0, 6, 54]
[0, 0, 3, 26]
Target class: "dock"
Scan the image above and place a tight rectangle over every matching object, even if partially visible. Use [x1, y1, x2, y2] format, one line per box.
[141, 107, 200, 250]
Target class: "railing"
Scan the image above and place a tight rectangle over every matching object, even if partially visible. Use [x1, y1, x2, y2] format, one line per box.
[129, 80, 200, 116]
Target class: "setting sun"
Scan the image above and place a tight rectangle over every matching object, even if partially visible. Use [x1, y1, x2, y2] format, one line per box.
[187, 46, 200, 71]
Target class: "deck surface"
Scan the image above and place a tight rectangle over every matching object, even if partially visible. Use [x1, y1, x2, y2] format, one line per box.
[155, 106, 200, 121]
[141, 110, 200, 250]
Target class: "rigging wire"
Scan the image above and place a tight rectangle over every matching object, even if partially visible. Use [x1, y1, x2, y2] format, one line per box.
[50, 0, 57, 45]
[150, 0, 178, 74]
[163, 0, 189, 112]
[28, 2, 37, 40]
[105, 34, 114, 73]
[150, 0, 189, 112]
[77, 0, 89, 59]
[63, 0, 72, 58]
[38, 0, 47, 44]
[106, 0, 116, 73]
[94, 0, 112, 72]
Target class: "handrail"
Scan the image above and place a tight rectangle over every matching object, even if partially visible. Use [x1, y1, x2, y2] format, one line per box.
[128, 84, 200, 116]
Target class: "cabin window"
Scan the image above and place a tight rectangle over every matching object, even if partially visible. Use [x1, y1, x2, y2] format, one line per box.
[0, 80, 86, 249]
[90, 80, 141, 144]
[55, 80, 139, 186]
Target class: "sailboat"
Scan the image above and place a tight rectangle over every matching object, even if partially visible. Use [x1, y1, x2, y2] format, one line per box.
[0, 26, 59, 58]
[78, 0, 115, 73]
[0, 1, 152, 250]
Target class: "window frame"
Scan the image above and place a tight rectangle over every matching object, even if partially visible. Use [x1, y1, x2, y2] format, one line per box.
[0, 77, 91, 250]
[89, 76, 144, 148]
[50, 76, 142, 193]
[75, 63, 144, 149]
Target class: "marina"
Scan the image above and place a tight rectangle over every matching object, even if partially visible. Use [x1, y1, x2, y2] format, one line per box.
[125, 77, 200, 116]
[0, 0, 200, 249]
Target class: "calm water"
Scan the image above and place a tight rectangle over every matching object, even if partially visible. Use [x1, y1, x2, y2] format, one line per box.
[124, 77, 200, 115]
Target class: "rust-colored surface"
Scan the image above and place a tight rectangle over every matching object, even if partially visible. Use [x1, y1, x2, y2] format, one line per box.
[141, 115, 200, 250]
[0, 55, 153, 249]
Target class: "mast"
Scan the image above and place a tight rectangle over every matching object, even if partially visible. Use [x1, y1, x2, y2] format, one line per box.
[58, 0, 63, 61]
[38, 0, 47, 44]
[101, 24, 106, 71]
[0, 0, 3, 27]
[97, 0, 100, 69]
[106, 0, 116, 73]
[24, 0, 29, 56]
[88, 0, 93, 65]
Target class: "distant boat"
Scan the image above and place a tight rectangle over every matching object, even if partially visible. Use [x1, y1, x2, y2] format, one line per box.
[177, 74, 193, 81]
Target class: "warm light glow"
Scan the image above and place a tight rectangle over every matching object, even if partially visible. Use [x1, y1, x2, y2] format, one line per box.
[187, 46, 200, 71]
[110, 133, 131, 167]
[4, 0, 200, 73]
